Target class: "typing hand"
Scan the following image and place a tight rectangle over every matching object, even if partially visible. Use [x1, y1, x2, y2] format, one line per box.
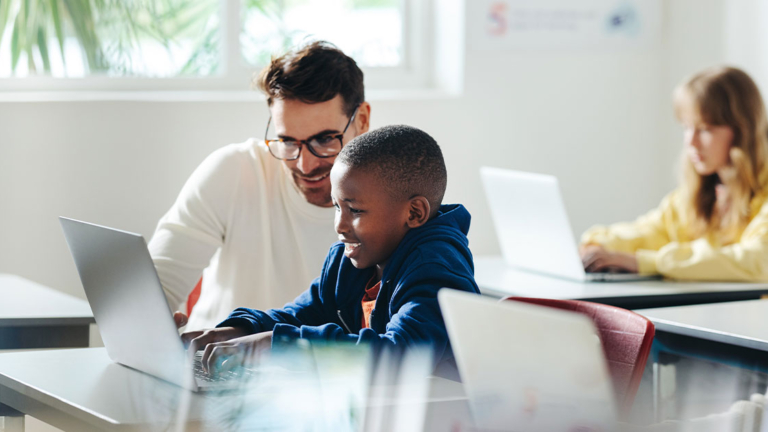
[181, 326, 249, 350]
[580, 244, 639, 274]
[198, 331, 274, 375]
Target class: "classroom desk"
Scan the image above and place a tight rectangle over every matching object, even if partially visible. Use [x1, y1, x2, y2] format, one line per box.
[638, 300, 768, 351]
[637, 300, 768, 421]
[0, 274, 94, 350]
[0, 348, 471, 432]
[475, 256, 768, 309]
[0, 274, 95, 429]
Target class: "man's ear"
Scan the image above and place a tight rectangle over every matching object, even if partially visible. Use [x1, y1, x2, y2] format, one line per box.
[355, 102, 371, 134]
[406, 196, 431, 228]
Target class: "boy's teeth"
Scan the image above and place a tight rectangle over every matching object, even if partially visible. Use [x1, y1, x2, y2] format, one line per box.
[308, 174, 328, 181]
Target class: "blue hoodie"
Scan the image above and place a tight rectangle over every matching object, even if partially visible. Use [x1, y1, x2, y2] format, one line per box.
[217, 204, 480, 364]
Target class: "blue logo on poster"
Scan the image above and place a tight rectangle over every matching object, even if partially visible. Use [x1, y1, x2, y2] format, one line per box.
[605, 2, 640, 37]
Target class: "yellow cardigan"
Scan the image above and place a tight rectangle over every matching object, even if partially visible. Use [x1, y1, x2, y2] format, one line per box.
[581, 172, 768, 282]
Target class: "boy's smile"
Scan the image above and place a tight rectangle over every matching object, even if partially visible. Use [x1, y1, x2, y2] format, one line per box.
[342, 241, 362, 257]
[330, 162, 412, 279]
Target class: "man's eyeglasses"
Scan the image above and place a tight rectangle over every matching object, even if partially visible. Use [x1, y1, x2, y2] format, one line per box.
[264, 106, 359, 161]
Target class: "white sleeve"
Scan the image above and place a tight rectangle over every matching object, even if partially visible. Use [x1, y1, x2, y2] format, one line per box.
[148, 146, 243, 311]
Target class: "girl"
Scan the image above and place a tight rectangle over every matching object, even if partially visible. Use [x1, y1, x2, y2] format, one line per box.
[581, 66, 768, 281]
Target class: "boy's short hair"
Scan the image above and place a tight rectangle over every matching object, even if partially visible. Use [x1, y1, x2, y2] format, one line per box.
[337, 125, 447, 214]
[255, 41, 364, 117]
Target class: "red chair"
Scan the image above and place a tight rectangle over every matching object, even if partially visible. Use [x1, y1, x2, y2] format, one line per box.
[186, 277, 203, 317]
[502, 297, 655, 415]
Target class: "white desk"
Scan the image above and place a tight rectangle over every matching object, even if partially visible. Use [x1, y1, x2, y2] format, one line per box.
[475, 256, 768, 309]
[0, 274, 95, 429]
[636, 300, 768, 421]
[0, 348, 471, 432]
[637, 300, 768, 350]
[0, 274, 94, 349]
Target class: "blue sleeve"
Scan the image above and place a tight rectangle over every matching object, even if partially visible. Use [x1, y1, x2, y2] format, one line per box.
[271, 262, 479, 362]
[216, 251, 339, 334]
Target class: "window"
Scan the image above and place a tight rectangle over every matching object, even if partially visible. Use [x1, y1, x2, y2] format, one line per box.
[241, 0, 404, 69]
[0, 0, 221, 78]
[0, 0, 430, 92]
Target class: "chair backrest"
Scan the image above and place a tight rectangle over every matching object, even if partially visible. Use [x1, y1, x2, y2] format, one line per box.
[502, 297, 655, 415]
[186, 277, 203, 317]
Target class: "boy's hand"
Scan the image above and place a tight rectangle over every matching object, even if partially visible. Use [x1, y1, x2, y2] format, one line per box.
[199, 331, 274, 375]
[181, 326, 249, 350]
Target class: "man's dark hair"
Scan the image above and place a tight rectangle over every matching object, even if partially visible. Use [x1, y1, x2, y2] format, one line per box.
[337, 125, 447, 215]
[256, 41, 364, 117]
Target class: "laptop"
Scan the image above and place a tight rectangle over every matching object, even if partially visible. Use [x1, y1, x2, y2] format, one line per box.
[60, 217, 254, 392]
[438, 289, 618, 431]
[480, 167, 660, 282]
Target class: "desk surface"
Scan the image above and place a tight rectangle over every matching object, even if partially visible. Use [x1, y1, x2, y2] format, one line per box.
[637, 300, 768, 352]
[0, 348, 468, 431]
[0, 274, 93, 326]
[475, 256, 768, 309]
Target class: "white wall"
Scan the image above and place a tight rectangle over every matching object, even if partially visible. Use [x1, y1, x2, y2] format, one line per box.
[0, 0, 730, 299]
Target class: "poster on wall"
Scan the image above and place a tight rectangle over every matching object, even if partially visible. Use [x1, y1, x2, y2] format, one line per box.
[470, 0, 662, 51]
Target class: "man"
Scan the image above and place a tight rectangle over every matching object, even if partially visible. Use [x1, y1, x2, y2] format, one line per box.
[148, 41, 371, 330]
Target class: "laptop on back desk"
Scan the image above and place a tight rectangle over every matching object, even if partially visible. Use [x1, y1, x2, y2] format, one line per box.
[480, 167, 660, 282]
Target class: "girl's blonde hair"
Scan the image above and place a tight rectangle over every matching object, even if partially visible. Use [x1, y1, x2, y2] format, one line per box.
[673, 66, 768, 241]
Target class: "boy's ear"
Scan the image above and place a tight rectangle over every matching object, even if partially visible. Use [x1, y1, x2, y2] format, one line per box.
[406, 196, 431, 228]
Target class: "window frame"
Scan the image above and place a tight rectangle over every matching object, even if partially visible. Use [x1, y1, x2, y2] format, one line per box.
[0, 0, 433, 93]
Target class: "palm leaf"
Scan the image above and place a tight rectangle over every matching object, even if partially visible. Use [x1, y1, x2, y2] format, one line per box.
[0, 0, 14, 49]
[26, 0, 40, 71]
[179, 23, 218, 75]
[159, 1, 214, 38]
[49, 0, 66, 67]
[37, 25, 50, 71]
[61, 0, 104, 71]
[4, 0, 223, 76]
[10, 18, 20, 70]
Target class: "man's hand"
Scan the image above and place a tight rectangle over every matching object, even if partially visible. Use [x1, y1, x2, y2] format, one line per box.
[199, 331, 274, 375]
[173, 311, 189, 329]
[580, 244, 639, 274]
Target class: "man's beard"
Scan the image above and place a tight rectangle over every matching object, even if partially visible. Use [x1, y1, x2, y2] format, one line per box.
[291, 166, 333, 207]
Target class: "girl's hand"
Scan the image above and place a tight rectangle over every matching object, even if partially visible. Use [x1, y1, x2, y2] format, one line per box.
[580, 244, 639, 274]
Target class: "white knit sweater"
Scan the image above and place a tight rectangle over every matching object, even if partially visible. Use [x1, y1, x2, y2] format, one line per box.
[148, 139, 337, 330]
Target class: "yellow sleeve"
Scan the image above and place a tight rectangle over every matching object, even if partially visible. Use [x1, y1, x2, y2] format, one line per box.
[581, 192, 678, 254]
[636, 202, 768, 281]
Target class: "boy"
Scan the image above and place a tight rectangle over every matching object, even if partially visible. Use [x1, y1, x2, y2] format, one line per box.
[183, 125, 480, 372]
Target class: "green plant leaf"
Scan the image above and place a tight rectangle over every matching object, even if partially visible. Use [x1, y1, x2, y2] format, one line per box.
[162, 1, 215, 38]
[10, 18, 20, 71]
[26, 0, 40, 72]
[62, 0, 104, 71]
[0, 0, 14, 48]
[6, 0, 224, 77]
[38, 26, 50, 71]
[49, 0, 66, 67]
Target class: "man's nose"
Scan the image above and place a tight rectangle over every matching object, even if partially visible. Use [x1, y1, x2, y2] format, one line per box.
[296, 146, 321, 174]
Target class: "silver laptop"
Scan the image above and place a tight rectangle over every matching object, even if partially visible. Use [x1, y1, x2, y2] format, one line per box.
[60, 217, 252, 392]
[439, 289, 618, 431]
[480, 167, 660, 282]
